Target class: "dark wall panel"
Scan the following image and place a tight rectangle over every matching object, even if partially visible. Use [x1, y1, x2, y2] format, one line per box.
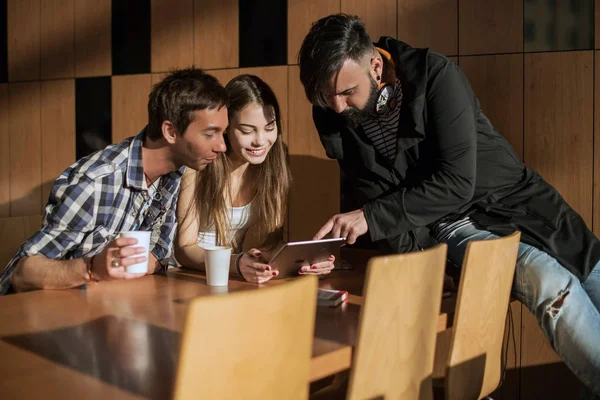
[112, 0, 151, 75]
[0, 0, 7, 83]
[239, 0, 287, 68]
[75, 77, 112, 159]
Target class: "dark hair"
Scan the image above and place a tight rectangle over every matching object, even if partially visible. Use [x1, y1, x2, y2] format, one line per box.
[192, 74, 292, 249]
[147, 67, 228, 140]
[298, 14, 375, 108]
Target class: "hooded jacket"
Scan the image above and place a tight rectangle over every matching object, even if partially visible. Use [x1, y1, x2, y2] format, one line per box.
[313, 36, 600, 282]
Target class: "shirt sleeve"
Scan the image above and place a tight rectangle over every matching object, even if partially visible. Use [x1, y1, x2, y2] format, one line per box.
[364, 61, 478, 242]
[0, 171, 98, 294]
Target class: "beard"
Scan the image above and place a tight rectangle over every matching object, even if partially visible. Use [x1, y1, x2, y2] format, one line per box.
[340, 76, 379, 128]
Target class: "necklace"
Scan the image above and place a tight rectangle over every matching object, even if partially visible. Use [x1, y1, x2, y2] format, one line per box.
[144, 173, 162, 202]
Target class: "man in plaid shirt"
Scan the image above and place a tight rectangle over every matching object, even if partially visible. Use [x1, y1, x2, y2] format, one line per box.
[1, 68, 228, 295]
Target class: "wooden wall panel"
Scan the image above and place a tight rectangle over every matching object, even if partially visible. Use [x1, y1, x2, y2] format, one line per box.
[461, 54, 524, 159]
[9, 82, 42, 217]
[111, 75, 152, 143]
[287, 0, 340, 65]
[151, 73, 168, 87]
[520, 307, 581, 398]
[287, 66, 340, 241]
[525, 51, 593, 226]
[150, 70, 241, 102]
[341, 0, 397, 41]
[458, 0, 523, 55]
[397, 0, 457, 56]
[0, 216, 43, 270]
[41, 80, 75, 204]
[40, 0, 75, 80]
[0, 86, 9, 217]
[206, 69, 241, 87]
[75, 0, 111, 77]
[488, 302, 521, 400]
[595, 51, 600, 235]
[151, 0, 194, 73]
[193, 0, 238, 69]
[7, 0, 41, 81]
[239, 66, 289, 144]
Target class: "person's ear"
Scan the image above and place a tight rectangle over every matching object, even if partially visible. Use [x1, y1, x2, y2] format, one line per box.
[370, 55, 383, 83]
[162, 121, 178, 144]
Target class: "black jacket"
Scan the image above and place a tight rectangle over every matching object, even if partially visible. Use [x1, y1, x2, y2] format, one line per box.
[313, 36, 600, 282]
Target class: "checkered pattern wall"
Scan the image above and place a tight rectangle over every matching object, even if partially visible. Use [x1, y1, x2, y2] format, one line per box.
[0, 0, 599, 239]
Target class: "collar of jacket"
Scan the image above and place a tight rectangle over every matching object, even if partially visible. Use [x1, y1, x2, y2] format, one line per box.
[315, 37, 430, 183]
[374, 36, 428, 152]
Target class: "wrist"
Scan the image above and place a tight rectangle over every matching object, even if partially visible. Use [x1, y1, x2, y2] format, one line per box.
[85, 256, 100, 284]
[234, 252, 245, 281]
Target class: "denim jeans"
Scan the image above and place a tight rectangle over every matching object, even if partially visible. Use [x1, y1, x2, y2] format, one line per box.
[435, 218, 600, 398]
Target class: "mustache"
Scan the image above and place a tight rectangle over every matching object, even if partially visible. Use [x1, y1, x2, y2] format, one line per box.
[340, 79, 380, 125]
[341, 108, 364, 118]
[341, 108, 368, 126]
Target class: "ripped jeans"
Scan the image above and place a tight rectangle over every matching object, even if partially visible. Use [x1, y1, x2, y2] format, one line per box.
[435, 218, 600, 398]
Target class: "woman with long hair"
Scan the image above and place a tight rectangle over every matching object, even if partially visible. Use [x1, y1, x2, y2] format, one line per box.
[174, 74, 335, 283]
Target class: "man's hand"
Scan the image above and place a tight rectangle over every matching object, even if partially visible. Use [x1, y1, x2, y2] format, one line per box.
[90, 237, 148, 281]
[313, 209, 368, 245]
[238, 248, 279, 284]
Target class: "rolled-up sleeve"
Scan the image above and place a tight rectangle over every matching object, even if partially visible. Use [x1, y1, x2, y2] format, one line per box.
[0, 172, 97, 294]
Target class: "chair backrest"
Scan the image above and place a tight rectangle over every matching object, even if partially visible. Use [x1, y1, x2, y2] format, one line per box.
[172, 275, 318, 400]
[0, 215, 43, 270]
[445, 231, 521, 400]
[346, 243, 448, 400]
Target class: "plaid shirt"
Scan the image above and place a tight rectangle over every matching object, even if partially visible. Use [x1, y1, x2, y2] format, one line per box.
[0, 129, 185, 295]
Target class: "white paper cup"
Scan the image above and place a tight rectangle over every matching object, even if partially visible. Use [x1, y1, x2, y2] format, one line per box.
[119, 231, 151, 274]
[204, 246, 232, 286]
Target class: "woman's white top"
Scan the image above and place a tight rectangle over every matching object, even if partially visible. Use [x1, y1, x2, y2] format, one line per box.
[197, 202, 253, 252]
[166, 202, 253, 268]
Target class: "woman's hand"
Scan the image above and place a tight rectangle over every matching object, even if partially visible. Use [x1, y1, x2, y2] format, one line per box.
[298, 255, 336, 275]
[238, 248, 279, 284]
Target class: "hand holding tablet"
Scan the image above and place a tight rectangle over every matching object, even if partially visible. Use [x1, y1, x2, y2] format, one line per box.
[268, 237, 347, 279]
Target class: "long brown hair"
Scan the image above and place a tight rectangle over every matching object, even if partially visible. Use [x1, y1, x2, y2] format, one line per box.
[190, 75, 292, 250]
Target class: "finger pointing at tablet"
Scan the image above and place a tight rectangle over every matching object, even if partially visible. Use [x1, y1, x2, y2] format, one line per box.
[313, 209, 368, 245]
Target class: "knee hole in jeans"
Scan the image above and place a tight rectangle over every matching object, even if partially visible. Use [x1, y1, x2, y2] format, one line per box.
[546, 289, 570, 318]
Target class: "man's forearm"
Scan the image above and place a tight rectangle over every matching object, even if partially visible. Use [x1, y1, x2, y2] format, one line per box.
[10, 255, 89, 292]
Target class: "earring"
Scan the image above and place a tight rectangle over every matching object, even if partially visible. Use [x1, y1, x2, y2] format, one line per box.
[376, 75, 381, 81]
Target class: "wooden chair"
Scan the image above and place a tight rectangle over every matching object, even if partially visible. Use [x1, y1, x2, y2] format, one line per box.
[312, 243, 448, 400]
[0, 215, 43, 269]
[438, 231, 521, 400]
[173, 275, 318, 400]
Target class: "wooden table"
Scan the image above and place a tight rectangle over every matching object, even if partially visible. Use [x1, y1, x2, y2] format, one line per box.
[0, 249, 454, 399]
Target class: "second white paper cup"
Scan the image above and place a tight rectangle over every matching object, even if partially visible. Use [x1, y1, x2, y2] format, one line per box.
[204, 246, 232, 286]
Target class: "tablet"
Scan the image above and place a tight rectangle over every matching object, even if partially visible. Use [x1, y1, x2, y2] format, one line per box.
[268, 237, 346, 279]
